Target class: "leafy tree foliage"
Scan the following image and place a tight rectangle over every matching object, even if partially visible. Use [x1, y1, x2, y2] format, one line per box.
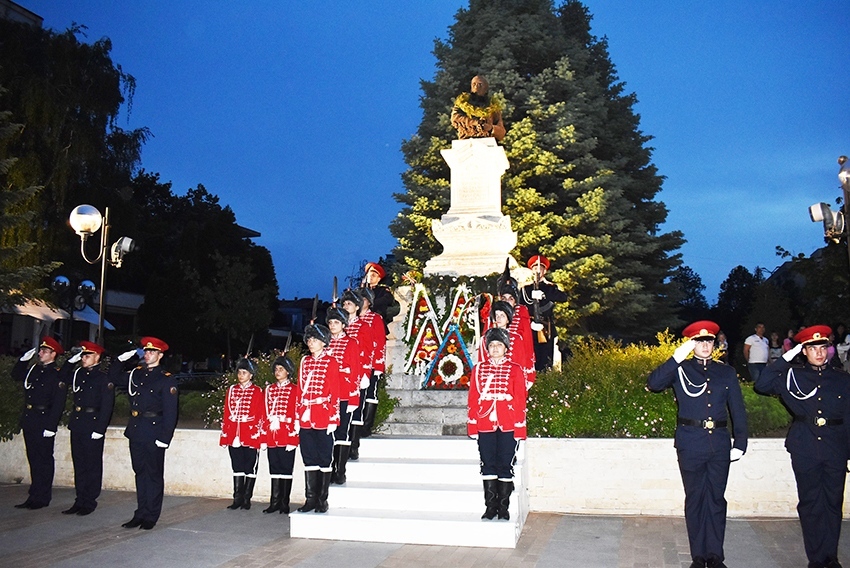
[773, 243, 850, 328]
[390, 0, 683, 338]
[669, 265, 709, 324]
[712, 265, 764, 349]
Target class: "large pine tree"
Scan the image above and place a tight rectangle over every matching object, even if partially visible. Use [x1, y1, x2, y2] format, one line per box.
[390, 0, 684, 337]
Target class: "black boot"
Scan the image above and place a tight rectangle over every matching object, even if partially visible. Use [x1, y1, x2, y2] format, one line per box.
[297, 471, 320, 513]
[227, 476, 245, 510]
[331, 445, 341, 484]
[706, 556, 727, 568]
[241, 477, 256, 510]
[279, 478, 292, 514]
[349, 426, 360, 461]
[361, 402, 378, 438]
[481, 479, 499, 520]
[689, 558, 706, 568]
[263, 479, 282, 514]
[333, 445, 350, 485]
[497, 480, 513, 520]
[316, 471, 332, 513]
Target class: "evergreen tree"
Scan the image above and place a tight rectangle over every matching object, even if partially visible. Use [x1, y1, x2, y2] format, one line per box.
[712, 265, 764, 348]
[669, 265, 710, 323]
[390, 0, 683, 337]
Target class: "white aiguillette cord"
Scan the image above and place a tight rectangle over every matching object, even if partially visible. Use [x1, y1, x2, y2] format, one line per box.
[677, 366, 707, 398]
[786, 368, 817, 400]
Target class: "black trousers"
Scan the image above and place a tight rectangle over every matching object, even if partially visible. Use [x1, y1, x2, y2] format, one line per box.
[70, 429, 105, 509]
[677, 448, 730, 561]
[267, 447, 296, 477]
[534, 335, 555, 371]
[228, 446, 259, 476]
[334, 401, 352, 445]
[299, 428, 334, 470]
[791, 452, 847, 564]
[23, 428, 55, 506]
[129, 439, 166, 522]
[477, 429, 518, 479]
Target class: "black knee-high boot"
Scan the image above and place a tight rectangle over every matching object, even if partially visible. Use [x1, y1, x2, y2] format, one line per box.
[280, 478, 292, 514]
[316, 471, 332, 513]
[361, 403, 377, 438]
[349, 426, 361, 461]
[497, 480, 513, 520]
[298, 471, 320, 513]
[227, 476, 245, 510]
[333, 445, 350, 485]
[241, 477, 256, 510]
[331, 445, 341, 483]
[263, 479, 282, 514]
[481, 479, 499, 520]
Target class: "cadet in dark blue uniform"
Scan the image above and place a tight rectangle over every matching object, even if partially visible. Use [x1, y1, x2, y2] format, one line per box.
[756, 325, 850, 568]
[112, 336, 178, 530]
[519, 255, 568, 371]
[11, 337, 68, 510]
[62, 341, 114, 516]
[647, 321, 748, 568]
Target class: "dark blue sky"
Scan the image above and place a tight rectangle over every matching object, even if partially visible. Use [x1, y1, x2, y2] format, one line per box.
[19, 1, 849, 303]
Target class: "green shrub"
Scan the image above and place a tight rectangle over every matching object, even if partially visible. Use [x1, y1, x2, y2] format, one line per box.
[0, 356, 23, 442]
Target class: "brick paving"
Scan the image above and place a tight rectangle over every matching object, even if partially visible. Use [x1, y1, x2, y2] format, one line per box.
[1, 482, 848, 567]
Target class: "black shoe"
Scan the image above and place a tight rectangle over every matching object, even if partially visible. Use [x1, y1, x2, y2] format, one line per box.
[14, 499, 33, 509]
[26, 502, 47, 510]
[62, 505, 81, 515]
[122, 517, 143, 528]
[689, 558, 706, 568]
[826, 559, 843, 568]
[139, 520, 156, 530]
[76, 507, 95, 516]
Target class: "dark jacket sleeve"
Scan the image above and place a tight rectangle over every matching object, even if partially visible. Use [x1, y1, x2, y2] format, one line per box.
[47, 367, 69, 432]
[96, 371, 115, 436]
[755, 358, 789, 395]
[726, 373, 748, 452]
[159, 376, 179, 445]
[647, 357, 679, 392]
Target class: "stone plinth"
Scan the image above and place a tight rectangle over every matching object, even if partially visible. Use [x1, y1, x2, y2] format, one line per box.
[425, 138, 517, 276]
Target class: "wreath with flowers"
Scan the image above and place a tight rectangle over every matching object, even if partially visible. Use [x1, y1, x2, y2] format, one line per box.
[453, 92, 503, 119]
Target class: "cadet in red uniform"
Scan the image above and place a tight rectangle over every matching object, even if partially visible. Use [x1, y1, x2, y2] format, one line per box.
[341, 289, 372, 460]
[261, 356, 299, 514]
[355, 287, 386, 438]
[756, 325, 850, 568]
[63, 341, 114, 516]
[11, 337, 68, 510]
[113, 336, 178, 531]
[325, 306, 362, 485]
[468, 327, 527, 521]
[220, 358, 264, 510]
[498, 279, 536, 388]
[648, 321, 748, 568]
[296, 324, 341, 513]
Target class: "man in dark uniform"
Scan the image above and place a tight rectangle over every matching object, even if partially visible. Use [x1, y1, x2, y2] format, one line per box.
[62, 341, 115, 516]
[112, 336, 178, 530]
[519, 254, 568, 371]
[363, 261, 400, 335]
[756, 325, 850, 568]
[647, 321, 748, 568]
[11, 337, 68, 509]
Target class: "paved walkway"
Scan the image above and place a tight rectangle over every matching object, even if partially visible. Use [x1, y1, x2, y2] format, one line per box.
[1, 483, 847, 567]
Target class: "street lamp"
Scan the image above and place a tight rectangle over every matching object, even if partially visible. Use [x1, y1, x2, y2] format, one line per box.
[808, 156, 850, 267]
[68, 205, 136, 342]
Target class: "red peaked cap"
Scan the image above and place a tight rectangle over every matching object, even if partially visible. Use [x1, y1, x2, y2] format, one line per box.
[527, 255, 550, 270]
[40, 336, 64, 355]
[140, 336, 169, 352]
[794, 325, 832, 346]
[79, 341, 105, 355]
[365, 262, 385, 279]
[681, 320, 720, 340]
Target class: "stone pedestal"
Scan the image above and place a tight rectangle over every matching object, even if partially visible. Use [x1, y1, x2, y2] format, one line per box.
[424, 138, 517, 276]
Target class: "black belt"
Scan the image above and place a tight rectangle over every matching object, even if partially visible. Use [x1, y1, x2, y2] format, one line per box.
[25, 404, 49, 411]
[678, 418, 727, 429]
[794, 416, 844, 427]
[131, 410, 163, 418]
[75, 406, 100, 413]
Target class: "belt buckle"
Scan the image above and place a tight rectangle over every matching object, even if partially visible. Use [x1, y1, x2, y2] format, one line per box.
[816, 417, 827, 427]
[704, 419, 715, 430]
[131, 410, 139, 417]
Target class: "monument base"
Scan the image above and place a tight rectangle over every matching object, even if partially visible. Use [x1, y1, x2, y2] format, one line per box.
[424, 213, 518, 276]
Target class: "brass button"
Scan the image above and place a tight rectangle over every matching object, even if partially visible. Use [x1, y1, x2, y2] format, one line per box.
[705, 420, 715, 429]
[75, 406, 82, 411]
[131, 410, 139, 417]
[26, 404, 32, 409]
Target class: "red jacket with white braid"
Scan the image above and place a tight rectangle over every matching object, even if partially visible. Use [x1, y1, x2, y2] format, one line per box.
[346, 317, 375, 380]
[220, 383, 265, 448]
[327, 332, 363, 407]
[478, 317, 535, 387]
[262, 380, 299, 448]
[296, 350, 341, 430]
[468, 357, 527, 439]
[359, 310, 387, 373]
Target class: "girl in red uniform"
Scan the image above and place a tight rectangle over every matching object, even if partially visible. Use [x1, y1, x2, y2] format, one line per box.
[220, 358, 264, 510]
[261, 355, 299, 514]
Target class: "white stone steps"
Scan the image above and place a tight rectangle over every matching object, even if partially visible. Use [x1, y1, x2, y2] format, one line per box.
[329, 481, 488, 513]
[346, 457, 481, 485]
[356, 437, 477, 460]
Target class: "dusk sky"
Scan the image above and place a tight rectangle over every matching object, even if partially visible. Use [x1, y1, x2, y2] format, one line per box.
[18, 1, 849, 303]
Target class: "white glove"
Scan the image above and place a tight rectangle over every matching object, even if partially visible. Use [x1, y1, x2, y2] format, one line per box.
[294, 422, 301, 434]
[531, 289, 544, 300]
[118, 349, 137, 362]
[374, 371, 383, 380]
[285, 445, 297, 451]
[347, 404, 357, 414]
[20, 348, 36, 361]
[730, 448, 744, 462]
[326, 424, 337, 435]
[91, 432, 104, 440]
[260, 443, 268, 451]
[359, 375, 370, 390]
[42, 429, 56, 438]
[469, 434, 478, 440]
[530, 322, 544, 331]
[783, 343, 803, 362]
[673, 340, 696, 364]
[155, 440, 168, 448]
[68, 352, 82, 364]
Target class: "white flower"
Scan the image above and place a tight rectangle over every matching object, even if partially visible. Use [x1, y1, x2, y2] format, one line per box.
[438, 354, 464, 383]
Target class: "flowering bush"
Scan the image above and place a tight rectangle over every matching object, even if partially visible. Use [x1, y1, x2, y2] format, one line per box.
[526, 332, 791, 438]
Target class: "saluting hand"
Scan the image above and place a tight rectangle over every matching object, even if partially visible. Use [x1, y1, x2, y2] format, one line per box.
[673, 340, 696, 364]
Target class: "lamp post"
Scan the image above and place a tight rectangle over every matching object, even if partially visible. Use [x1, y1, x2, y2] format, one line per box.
[808, 156, 850, 268]
[839, 156, 850, 267]
[68, 205, 135, 343]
